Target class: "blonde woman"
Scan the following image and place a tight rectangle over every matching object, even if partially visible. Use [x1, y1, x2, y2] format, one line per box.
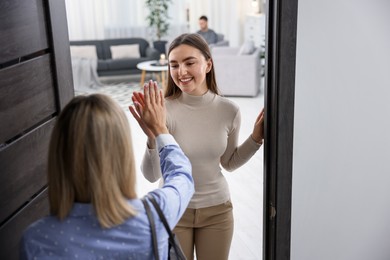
[20, 86, 194, 259]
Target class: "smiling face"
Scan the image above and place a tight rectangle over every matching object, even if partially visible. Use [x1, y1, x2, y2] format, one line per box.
[168, 44, 212, 96]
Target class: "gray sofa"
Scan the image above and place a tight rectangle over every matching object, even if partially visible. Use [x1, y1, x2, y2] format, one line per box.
[70, 38, 160, 76]
[209, 33, 229, 48]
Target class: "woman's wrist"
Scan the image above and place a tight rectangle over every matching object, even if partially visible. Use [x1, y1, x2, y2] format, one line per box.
[251, 134, 263, 145]
[147, 137, 156, 149]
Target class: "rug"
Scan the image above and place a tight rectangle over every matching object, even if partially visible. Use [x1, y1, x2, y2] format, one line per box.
[75, 83, 143, 110]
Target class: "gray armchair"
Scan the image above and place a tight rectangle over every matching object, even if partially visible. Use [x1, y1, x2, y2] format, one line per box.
[212, 46, 262, 97]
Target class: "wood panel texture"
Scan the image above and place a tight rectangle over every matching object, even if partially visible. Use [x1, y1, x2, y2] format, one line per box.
[0, 54, 56, 144]
[0, 189, 49, 260]
[0, 0, 49, 64]
[0, 0, 74, 258]
[47, 0, 75, 108]
[0, 119, 55, 224]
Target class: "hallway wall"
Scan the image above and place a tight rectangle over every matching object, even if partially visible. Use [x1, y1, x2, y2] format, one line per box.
[291, 1, 390, 259]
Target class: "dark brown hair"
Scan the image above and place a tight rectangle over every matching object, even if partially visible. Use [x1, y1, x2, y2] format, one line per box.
[199, 15, 208, 21]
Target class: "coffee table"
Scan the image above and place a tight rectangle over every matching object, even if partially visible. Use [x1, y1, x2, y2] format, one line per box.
[136, 60, 168, 88]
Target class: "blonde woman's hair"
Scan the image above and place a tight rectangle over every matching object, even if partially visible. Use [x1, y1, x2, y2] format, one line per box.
[48, 94, 137, 228]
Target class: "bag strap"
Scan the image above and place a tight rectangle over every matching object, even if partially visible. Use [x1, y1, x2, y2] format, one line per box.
[147, 194, 187, 260]
[146, 194, 175, 238]
[141, 197, 160, 260]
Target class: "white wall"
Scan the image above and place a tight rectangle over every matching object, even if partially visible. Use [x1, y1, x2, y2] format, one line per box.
[291, 1, 390, 260]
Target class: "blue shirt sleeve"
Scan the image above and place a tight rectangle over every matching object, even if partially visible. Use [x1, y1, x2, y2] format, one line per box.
[148, 134, 194, 228]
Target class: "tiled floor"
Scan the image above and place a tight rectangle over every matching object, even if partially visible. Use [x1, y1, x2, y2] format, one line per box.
[90, 76, 265, 259]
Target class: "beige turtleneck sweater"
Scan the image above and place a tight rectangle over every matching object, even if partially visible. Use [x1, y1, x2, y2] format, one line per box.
[141, 90, 261, 209]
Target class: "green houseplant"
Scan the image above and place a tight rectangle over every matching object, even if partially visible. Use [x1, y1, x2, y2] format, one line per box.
[145, 0, 172, 41]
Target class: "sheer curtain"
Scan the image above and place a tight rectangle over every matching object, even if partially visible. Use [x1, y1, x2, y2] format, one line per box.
[65, 0, 259, 46]
[65, 0, 189, 41]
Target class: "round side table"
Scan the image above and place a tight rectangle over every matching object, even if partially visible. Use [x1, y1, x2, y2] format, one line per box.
[136, 60, 168, 88]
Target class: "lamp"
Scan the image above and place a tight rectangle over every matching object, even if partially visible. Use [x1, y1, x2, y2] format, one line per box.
[251, 0, 259, 13]
[251, 0, 258, 8]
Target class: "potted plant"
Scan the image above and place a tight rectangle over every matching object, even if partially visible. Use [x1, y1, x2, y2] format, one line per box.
[145, 0, 172, 54]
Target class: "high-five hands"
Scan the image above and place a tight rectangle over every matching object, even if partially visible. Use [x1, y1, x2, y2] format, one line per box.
[129, 81, 168, 140]
[251, 108, 265, 144]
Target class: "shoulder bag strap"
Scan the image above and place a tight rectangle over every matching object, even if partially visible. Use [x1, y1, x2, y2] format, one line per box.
[147, 194, 174, 237]
[147, 194, 187, 260]
[141, 197, 160, 260]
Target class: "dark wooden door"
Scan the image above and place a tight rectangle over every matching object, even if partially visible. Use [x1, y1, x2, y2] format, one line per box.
[0, 0, 73, 259]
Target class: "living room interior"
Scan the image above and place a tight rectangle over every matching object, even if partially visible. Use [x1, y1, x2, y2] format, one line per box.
[66, 0, 266, 259]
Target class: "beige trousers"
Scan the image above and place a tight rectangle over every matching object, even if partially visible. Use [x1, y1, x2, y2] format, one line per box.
[173, 200, 234, 260]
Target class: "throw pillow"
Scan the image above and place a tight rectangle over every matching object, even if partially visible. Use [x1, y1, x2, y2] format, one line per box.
[110, 44, 140, 59]
[70, 45, 97, 59]
[238, 41, 255, 55]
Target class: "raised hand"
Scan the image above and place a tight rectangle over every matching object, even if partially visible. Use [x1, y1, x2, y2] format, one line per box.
[251, 108, 264, 144]
[129, 89, 154, 139]
[129, 81, 168, 139]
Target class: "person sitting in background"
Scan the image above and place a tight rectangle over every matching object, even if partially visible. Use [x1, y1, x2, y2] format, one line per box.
[197, 15, 218, 45]
[20, 85, 194, 259]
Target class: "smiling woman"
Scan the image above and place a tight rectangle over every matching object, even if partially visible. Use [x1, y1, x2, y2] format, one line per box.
[132, 33, 265, 260]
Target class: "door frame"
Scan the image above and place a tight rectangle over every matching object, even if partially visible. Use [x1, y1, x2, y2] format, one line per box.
[263, 0, 298, 259]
